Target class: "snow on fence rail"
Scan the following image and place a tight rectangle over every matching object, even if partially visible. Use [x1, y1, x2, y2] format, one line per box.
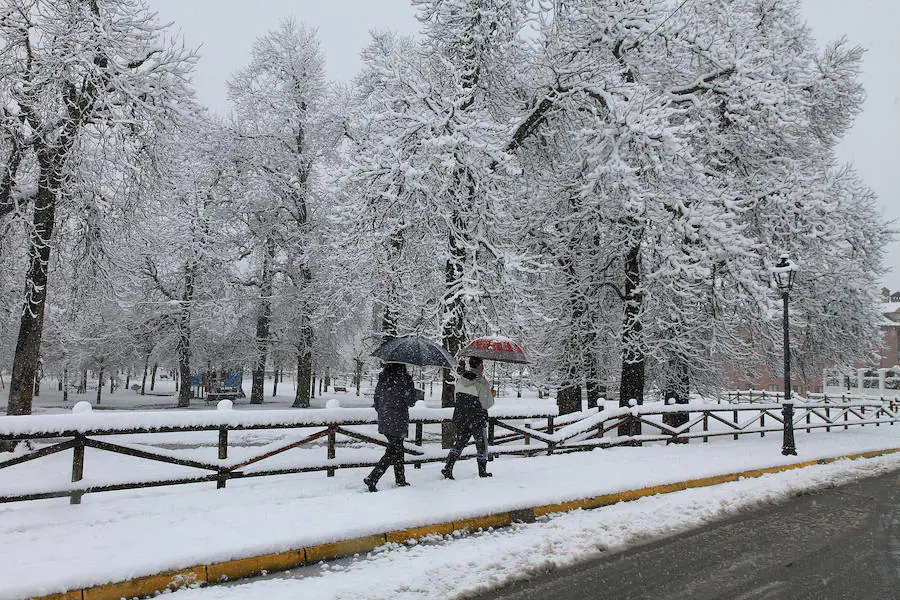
[0, 398, 896, 505]
[0, 404, 558, 505]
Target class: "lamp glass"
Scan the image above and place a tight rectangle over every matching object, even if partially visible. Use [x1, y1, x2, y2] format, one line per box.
[773, 256, 795, 292]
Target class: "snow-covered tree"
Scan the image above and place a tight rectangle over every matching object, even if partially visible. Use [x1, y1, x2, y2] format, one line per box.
[226, 19, 339, 408]
[0, 0, 194, 414]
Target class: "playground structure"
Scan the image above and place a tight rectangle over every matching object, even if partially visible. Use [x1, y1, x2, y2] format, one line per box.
[190, 370, 245, 403]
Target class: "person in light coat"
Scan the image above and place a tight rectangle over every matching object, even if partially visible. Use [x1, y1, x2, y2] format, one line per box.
[441, 357, 494, 479]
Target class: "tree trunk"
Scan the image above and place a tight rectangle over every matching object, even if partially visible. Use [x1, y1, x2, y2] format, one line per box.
[272, 368, 279, 397]
[586, 361, 604, 410]
[33, 371, 40, 397]
[62, 369, 68, 405]
[353, 358, 363, 396]
[324, 368, 330, 392]
[150, 363, 158, 391]
[7, 158, 59, 416]
[109, 373, 114, 394]
[618, 240, 645, 436]
[250, 237, 275, 405]
[311, 375, 316, 399]
[176, 266, 195, 408]
[96, 369, 104, 405]
[293, 344, 312, 408]
[141, 357, 149, 395]
[440, 210, 467, 448]
[662, 361, 690, 441]
[79, 369, 87, 394]
[557, 384, 582, 415]
[125, 371, 131, 391]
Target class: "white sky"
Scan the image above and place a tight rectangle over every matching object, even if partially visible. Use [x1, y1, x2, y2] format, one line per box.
[148, 0, 900, 290]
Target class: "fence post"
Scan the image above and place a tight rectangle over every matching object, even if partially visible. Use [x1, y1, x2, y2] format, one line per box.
[703, 412, 709, 443]
[217, 427, 228, 489]
[327, 426, 336, 477]
[844, 407, 849, 430]
[825, 404, 831, 432]
[861, 404, 866, 427]
[414, 422, 423, 469]
[733, 409, 738, 441]
[806, 406, 811, 433]
[760, 409, 765, 437]
[70, 434, 85, 505]
[546, 416, 556, 455]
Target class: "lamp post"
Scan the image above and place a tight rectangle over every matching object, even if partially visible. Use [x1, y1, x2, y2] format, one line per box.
[772, 254, 798, 456]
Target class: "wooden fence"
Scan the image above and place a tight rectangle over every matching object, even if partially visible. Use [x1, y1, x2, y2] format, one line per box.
[720, 390, 900, 404]
[0, 397, 896, 505]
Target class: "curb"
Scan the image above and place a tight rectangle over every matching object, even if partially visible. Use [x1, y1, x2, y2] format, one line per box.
[31, 447, 900, 600]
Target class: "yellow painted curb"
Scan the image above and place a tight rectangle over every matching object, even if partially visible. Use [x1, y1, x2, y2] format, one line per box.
[385, 522, 456, 543]
[29, 592, 82, 600]
[29, 447, 900, 600]
[452, 512, 511, 532]
[206, 548, 306, 583]
[81, 566, 206, 600]
[304, 534, 386, 563]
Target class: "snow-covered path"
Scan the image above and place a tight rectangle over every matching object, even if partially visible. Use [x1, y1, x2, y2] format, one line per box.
[170, 452, 900, 600]
[2, 428, 899, 600]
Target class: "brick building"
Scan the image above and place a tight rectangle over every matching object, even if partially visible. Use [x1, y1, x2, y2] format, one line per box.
[729, 300, 900, 396]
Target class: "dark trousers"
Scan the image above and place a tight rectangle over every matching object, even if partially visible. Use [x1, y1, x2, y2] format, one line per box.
[367, 435, 406, 484]
[449, 424, 489, 461]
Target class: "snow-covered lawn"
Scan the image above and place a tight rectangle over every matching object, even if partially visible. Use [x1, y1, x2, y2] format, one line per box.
[1, 425, 898, 600]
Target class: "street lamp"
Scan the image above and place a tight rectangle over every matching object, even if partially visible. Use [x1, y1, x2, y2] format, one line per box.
[772, 254, 798, 456]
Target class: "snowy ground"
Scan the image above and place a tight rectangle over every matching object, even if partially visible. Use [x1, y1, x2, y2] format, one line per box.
[170, 452, 900, 600]
[0, 374, 403, 413]
[1, 424, 898, 600]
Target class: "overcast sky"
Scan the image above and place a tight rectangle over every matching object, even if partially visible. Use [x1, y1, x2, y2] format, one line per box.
[148, 0, 900, 290]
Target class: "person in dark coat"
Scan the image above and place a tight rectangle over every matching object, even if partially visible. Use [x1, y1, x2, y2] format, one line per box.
[442, 357, 495, 480]
[364, 362, 416, 492]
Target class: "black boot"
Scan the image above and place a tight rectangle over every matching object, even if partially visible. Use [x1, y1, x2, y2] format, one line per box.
[441, 454, 457, 480]
[364, 461, 389, 492]
[394, 463, 410, 487]
[478, 460, 493, 478]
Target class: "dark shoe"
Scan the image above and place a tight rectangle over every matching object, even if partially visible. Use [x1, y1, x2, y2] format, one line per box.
[442, 454, 457, 480]
[363, 476, 378, 492]
[393, 463, 408, 487]
[478, 460, 493, 478]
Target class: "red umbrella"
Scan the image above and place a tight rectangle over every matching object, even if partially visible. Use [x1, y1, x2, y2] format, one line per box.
[458, 335, 529, 364]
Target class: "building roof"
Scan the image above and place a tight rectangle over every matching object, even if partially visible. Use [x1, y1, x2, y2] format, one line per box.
[882, 302, 900, 314]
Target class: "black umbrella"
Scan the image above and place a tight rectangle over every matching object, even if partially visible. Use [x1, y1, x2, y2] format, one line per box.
[370, 335, 456, 369]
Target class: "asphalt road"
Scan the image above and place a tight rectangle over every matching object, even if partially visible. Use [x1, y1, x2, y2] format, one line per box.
[475, 469, 900, 600]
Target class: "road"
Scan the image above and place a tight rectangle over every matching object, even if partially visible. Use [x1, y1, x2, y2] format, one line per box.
[475, 470, 900, 600]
